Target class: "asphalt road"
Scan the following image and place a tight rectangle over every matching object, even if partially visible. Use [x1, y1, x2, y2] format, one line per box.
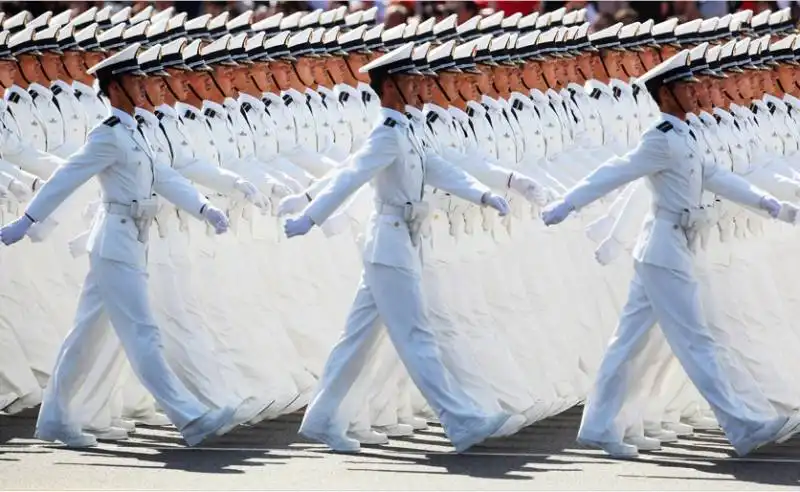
[2, 407, 800, 490]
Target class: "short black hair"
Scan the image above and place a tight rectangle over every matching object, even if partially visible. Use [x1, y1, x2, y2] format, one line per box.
[97, 73, 113, 98]
[369, 71, 388, 98]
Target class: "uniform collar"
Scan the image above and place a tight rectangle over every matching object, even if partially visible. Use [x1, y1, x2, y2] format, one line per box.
[698, 110, 716, 126]
[480, 94, 501, 110]
[223, 97, 239, 112]
[529, 88, 549, 104]
[685, 112, 702, 126]
[156, 103, 177, 119]
[448, 105, 469, 121]
[262, 91, 283, 106]
[784, 94, 800, 109]
[357, 82, 376, 98]
[111, 106, 137, 130]
[751, 99, 769, 112]
[383, 107, 409, 128]
[6, 85, 32, 103]
[584, 79, 612, 96]
[134, 107, 159, 126]
[238, 92, 265, 110]
[567, 82, 586, 97]
[317, 85, 335, 100]
[545, 88, 562, 101]
[305, 87, 323, 103]
[661, 112, 691, 135]
[28, 82, 53, 102]
[202, 99, 226, 116]
[50, 79, 72, 95]
[422, 103, 450, 120]
[466, 99, 486, 116]
[713, 107, 735, 123]
[176, 102, 204, 120]
[335, 83, 360, 100]
[283, 88, 305, 101]
[763, 94, 786, 113]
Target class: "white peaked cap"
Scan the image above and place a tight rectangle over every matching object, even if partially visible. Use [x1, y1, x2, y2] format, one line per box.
[638, 49, 696, 89]
[332, 5, 348, 24]
[720, 39, 736, 58]
[652, 17, 679, 36]
[161, 36, 187, 60]
[518, 12, 539, 31]
[792, 34, 800, 50]
[344, 11, 363, 27]
[619, 22, 641, 40]
[151, 7, 175, 24]
[264, 31, 290, 51]
[95, 5, 113, 23]
[280, 12, 303, 30]
[364, 23, 383, 41]
[577, 22, 590, 38]
[359, 41, 417, 74]
[137, 44, 165, 74]
[638, 19, 654, 35]
[589, 22, 622, 42]
[429, 39, 454, 62]
[479, 9, 504, 30]
[382, 23, 406, 43]
[35, 23, 60, 42]
[129, 5, 155, 25]
[208, 12, 230, 31]
[555, 27, 567, 43]
[200, 33, 231, 57]
[110, 6, 132, 26]
[183, 38, 203, 59]
[417, 17, 435, 35]
[310, 27, 324, 45]
[8, 26, 35, 52]
[252, 13, 282, 32]
[185, 13, 211, 32]
[538, 26, 558, 44]
[227, 10, 253, 32]
[3, 11, 31, 32]
[455, 38, 479, 57]
[473, 33, 492, 52]
[752, 34, 770, 54]
[689, 41, 709, 62]
[734, 38, 750, 57]
[86, 42, 142, 76]
[772, 33, 796, 51]
[98, 22, 126, 43]
[148, 18, 168, 37]
[433, 14, 457, 36]
[490, 32, 510, 51]
[288, 28, 313, 48]
[28, 12, 52, 31]
[502, 12, 522, 29]
[74, 23, 99, 45]
[707, 45, 722, 63]
[230, 31, 248, 50]
[562, 9, 578, 26]
[517, 31, 539, 49]
[340, 24, 367, 44]
[549, 6, 566, 24]
[699, 17, 718, 34]
[576, 8, 587, 23]
[69, 7, 96, 28]
[245, 31, 266, 51]
[299, 9, 322, 28]
[123, 20, 150, 40]
[716, 14, 732, 31]
[535, 12, 551, 29]
[49, 9, 73, 29]
[403, 18, 419, 38]
[413, 41, 431, 62]
[751, 9, 771, 28]
[674, 18, 702, 37]
[320, 8, 338, 26]
[361, 6, 378, 24]
[322, 26, 340, 45]
[769, 8, 789, 25]
[457, 15, 482, 35]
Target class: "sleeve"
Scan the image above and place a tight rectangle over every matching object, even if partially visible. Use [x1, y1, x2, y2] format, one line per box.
[25, 128, 116, 222]
[0, 158, 40, 190]
[607, 182, 651, 249]
[2, 141, 65, 180]
[564, 129, 670, 210]
[304, 127, 398, 225]
[153, 160, 210, 220]
[740, 165, 800, 202]
[424, 151, 492, 204]
[174, 157, 241, 194]
[439, 146, 511, 191]
[703, 161, 767, 209]
[284, 146, 338, 178]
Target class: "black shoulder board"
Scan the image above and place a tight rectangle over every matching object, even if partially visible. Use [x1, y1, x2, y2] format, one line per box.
[51, 85, 63, 96]
[656, 121, 673, 133]
[155, 110, 165, 120]
[612, 87, 621, 98]
[203, 108, 216, 118]
[103, 116, 120, 127]
[262, 98, 272, 108]
[29, 90, 38, 101]
[361, 91, 371, 103]
[282, 94, 293, 106]
[426, 112, 439, 123]
[632, 85, 641, 98]
[74, 90, 82, 100]
[241, 102, 252, 113]
[750, 103, 758, 114]
[183, 110, 196, 120]
[383, 117, 397, 127]
[590, 88, 601, 99]
[8, 92, 20, 103]
[512, 99, 524, 111]
[768, 102, 776, 114]
[339, 92, 349, 103]
[466, 107, 475, 117]
[714, 114, 721, 123]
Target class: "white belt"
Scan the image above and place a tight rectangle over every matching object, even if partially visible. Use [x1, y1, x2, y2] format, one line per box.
[103, 202, 135, 217]
[377, 201, 430, 246]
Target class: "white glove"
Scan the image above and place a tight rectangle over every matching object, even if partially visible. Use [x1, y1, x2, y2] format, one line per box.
[7, 179, 31, 202]
[509, 173, 548, 206]
[27, 216, 59, 243]
[277, 193, 311, 217]
[541, 199, 575, 226]
[234, 178, 259, 200]
[594, 237, 623, 266]
[83, 200, 101, 221]
[284, 214, 314, 238]
[320, 212, 349, 237]
[68, 230, 90, 258]
[271, 182, 293, 200]
[760, 195, 781, 218]
[202, 205, 229, 235]
[0, 214, 34, 246]
[482, 193, 510, 217]
[776, 201, 800, 224]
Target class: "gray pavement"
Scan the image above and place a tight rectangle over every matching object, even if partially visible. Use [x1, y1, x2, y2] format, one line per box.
[2, 407, 800, 490]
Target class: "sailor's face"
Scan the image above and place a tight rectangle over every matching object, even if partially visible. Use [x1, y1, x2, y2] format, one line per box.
[722, 75, 743, 104]
[270, 60, 293, 88]
[39, 52, 67, 81]
[437, 72, 459, 101]
[621, 50, 646, 77]
[589, 53, 609, 82]
[694, 76, 714, 111]
[576, 52, 593, 80]
[328, 57, 352, 85]
[248, 63, 275, 92]
[394, 74, 420, 106]
[165, 68, 190, 100]
[83, 51, 106, 69]
[777, 64, 796, 94]
[493, 65, 510, 92]
[522, 61, 546, 90]
[311, 57, 333, 87]
[707, 77, 728, 107]
[212, 65, 235, 97]
[601, 50, 627, 80]
[660, 44, 679, 60]
[562, 57, 582, 84]
[294, 57, 316, 86]
[759, 68, 779, 95]
[736, 71, 755, 100]
[540, 58, 559, 87]
[671, 80, 702, 113]
[0, 60, 18, 87]
[61, 50, 85, 78]
[231, 65, 256, 95]
[417, 75, 435, 103]
[639, 46, 660, 70]
[142, 76, 167, 106]
[121, 74, 148, 106]
[19, 54, 47, 85]
[458, 73, 479, 101]
[474, 65, 495, 95]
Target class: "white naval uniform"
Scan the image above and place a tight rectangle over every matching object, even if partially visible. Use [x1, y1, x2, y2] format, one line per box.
[28, 83, 67, 157]
[5, 85, 48, 152]
[72, 80, 108, 129]
[28, 108, 212, 436]
[568, 113, 787, 456]
[51, 80, 88, 157]
[299, 107, 509, 452]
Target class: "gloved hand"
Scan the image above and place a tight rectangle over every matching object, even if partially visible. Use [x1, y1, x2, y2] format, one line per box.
[284, 214, 314, 238]
[509, 173, 548, 206]
[202, 205, 229, 235]
[271, 182, 293, 200]
[7, 179, 31, 202]
[0, 214, 34, 246]
[277, 193, 310, 217]
[594, 237, 623, 266]
[234, 178, 267, 209]
[481, 193, 510, 217]
[320, 212, 349, 237]
[27, 217, 59, 243]
[541, 199, 575, 226]
[83, 200, 101, 222]
[68, 230, 90, 258]
[776, 201, 800, 224]
[760, 195, 781, 218]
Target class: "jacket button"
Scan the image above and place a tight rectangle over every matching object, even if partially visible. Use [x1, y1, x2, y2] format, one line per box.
[121, 219, 127, 224]
[393, 221, 400, 227]
[673, 225, 678, 230]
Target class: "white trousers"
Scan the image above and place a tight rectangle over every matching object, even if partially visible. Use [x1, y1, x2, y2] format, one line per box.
[578, 261, 783, 456]
[300, 261, 490, 447]
[36, 255, 207, 434]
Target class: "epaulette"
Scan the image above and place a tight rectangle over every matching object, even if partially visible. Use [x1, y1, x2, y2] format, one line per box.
[240, 102, 252, 113]
[262, 98, 272, 108]
[714, 114, 721, 123]
[183, 110, 196, 120]
[750, 103, 758, 114]
[134, 114, 145, 125]
[203, 108, 216, 118]
[632, 85, 641, 98]
[51, 85, 63, 96]
[339, 92, 349, 103]
[767, 102, 776, 114]
[656, 121, 673, 133]
[512, 99, 524, 111]
[361, 91, 371, 103]
[155, 110, 164, 120]
[426, 112, 439, 123]
[282, 94, 293, 106]
[466, 107, 475, 117]
[612, 87, 621, 99]
[103, 115, 120, 127]
[73, 90, 83, 100]
[383, 117, 396, 127]
[590, 88, 601, 99]
[29, 90, 38, 101]
[7, 92, 20, 103]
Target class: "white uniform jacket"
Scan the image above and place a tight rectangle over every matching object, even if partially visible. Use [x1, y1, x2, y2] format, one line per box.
[25, 108, 209, 269]
[303, 108, 491, 272]
[564, 113, 767, 273]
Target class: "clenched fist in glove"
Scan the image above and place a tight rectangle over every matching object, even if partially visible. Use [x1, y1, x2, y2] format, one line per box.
[202, 205, 229, 235]
[284, 215, 314, 238]
[234, 179, 268, 210]
[509, 173, 549, 206]
[277, 193, 311, 217]
[7, 179, 31, 202]
[777, 201, 800, 224]
[0, 213, 34, 246]
[481, 192, 510, 216]
[541, 199, 575, 226]
[759, 195, 781, 218]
